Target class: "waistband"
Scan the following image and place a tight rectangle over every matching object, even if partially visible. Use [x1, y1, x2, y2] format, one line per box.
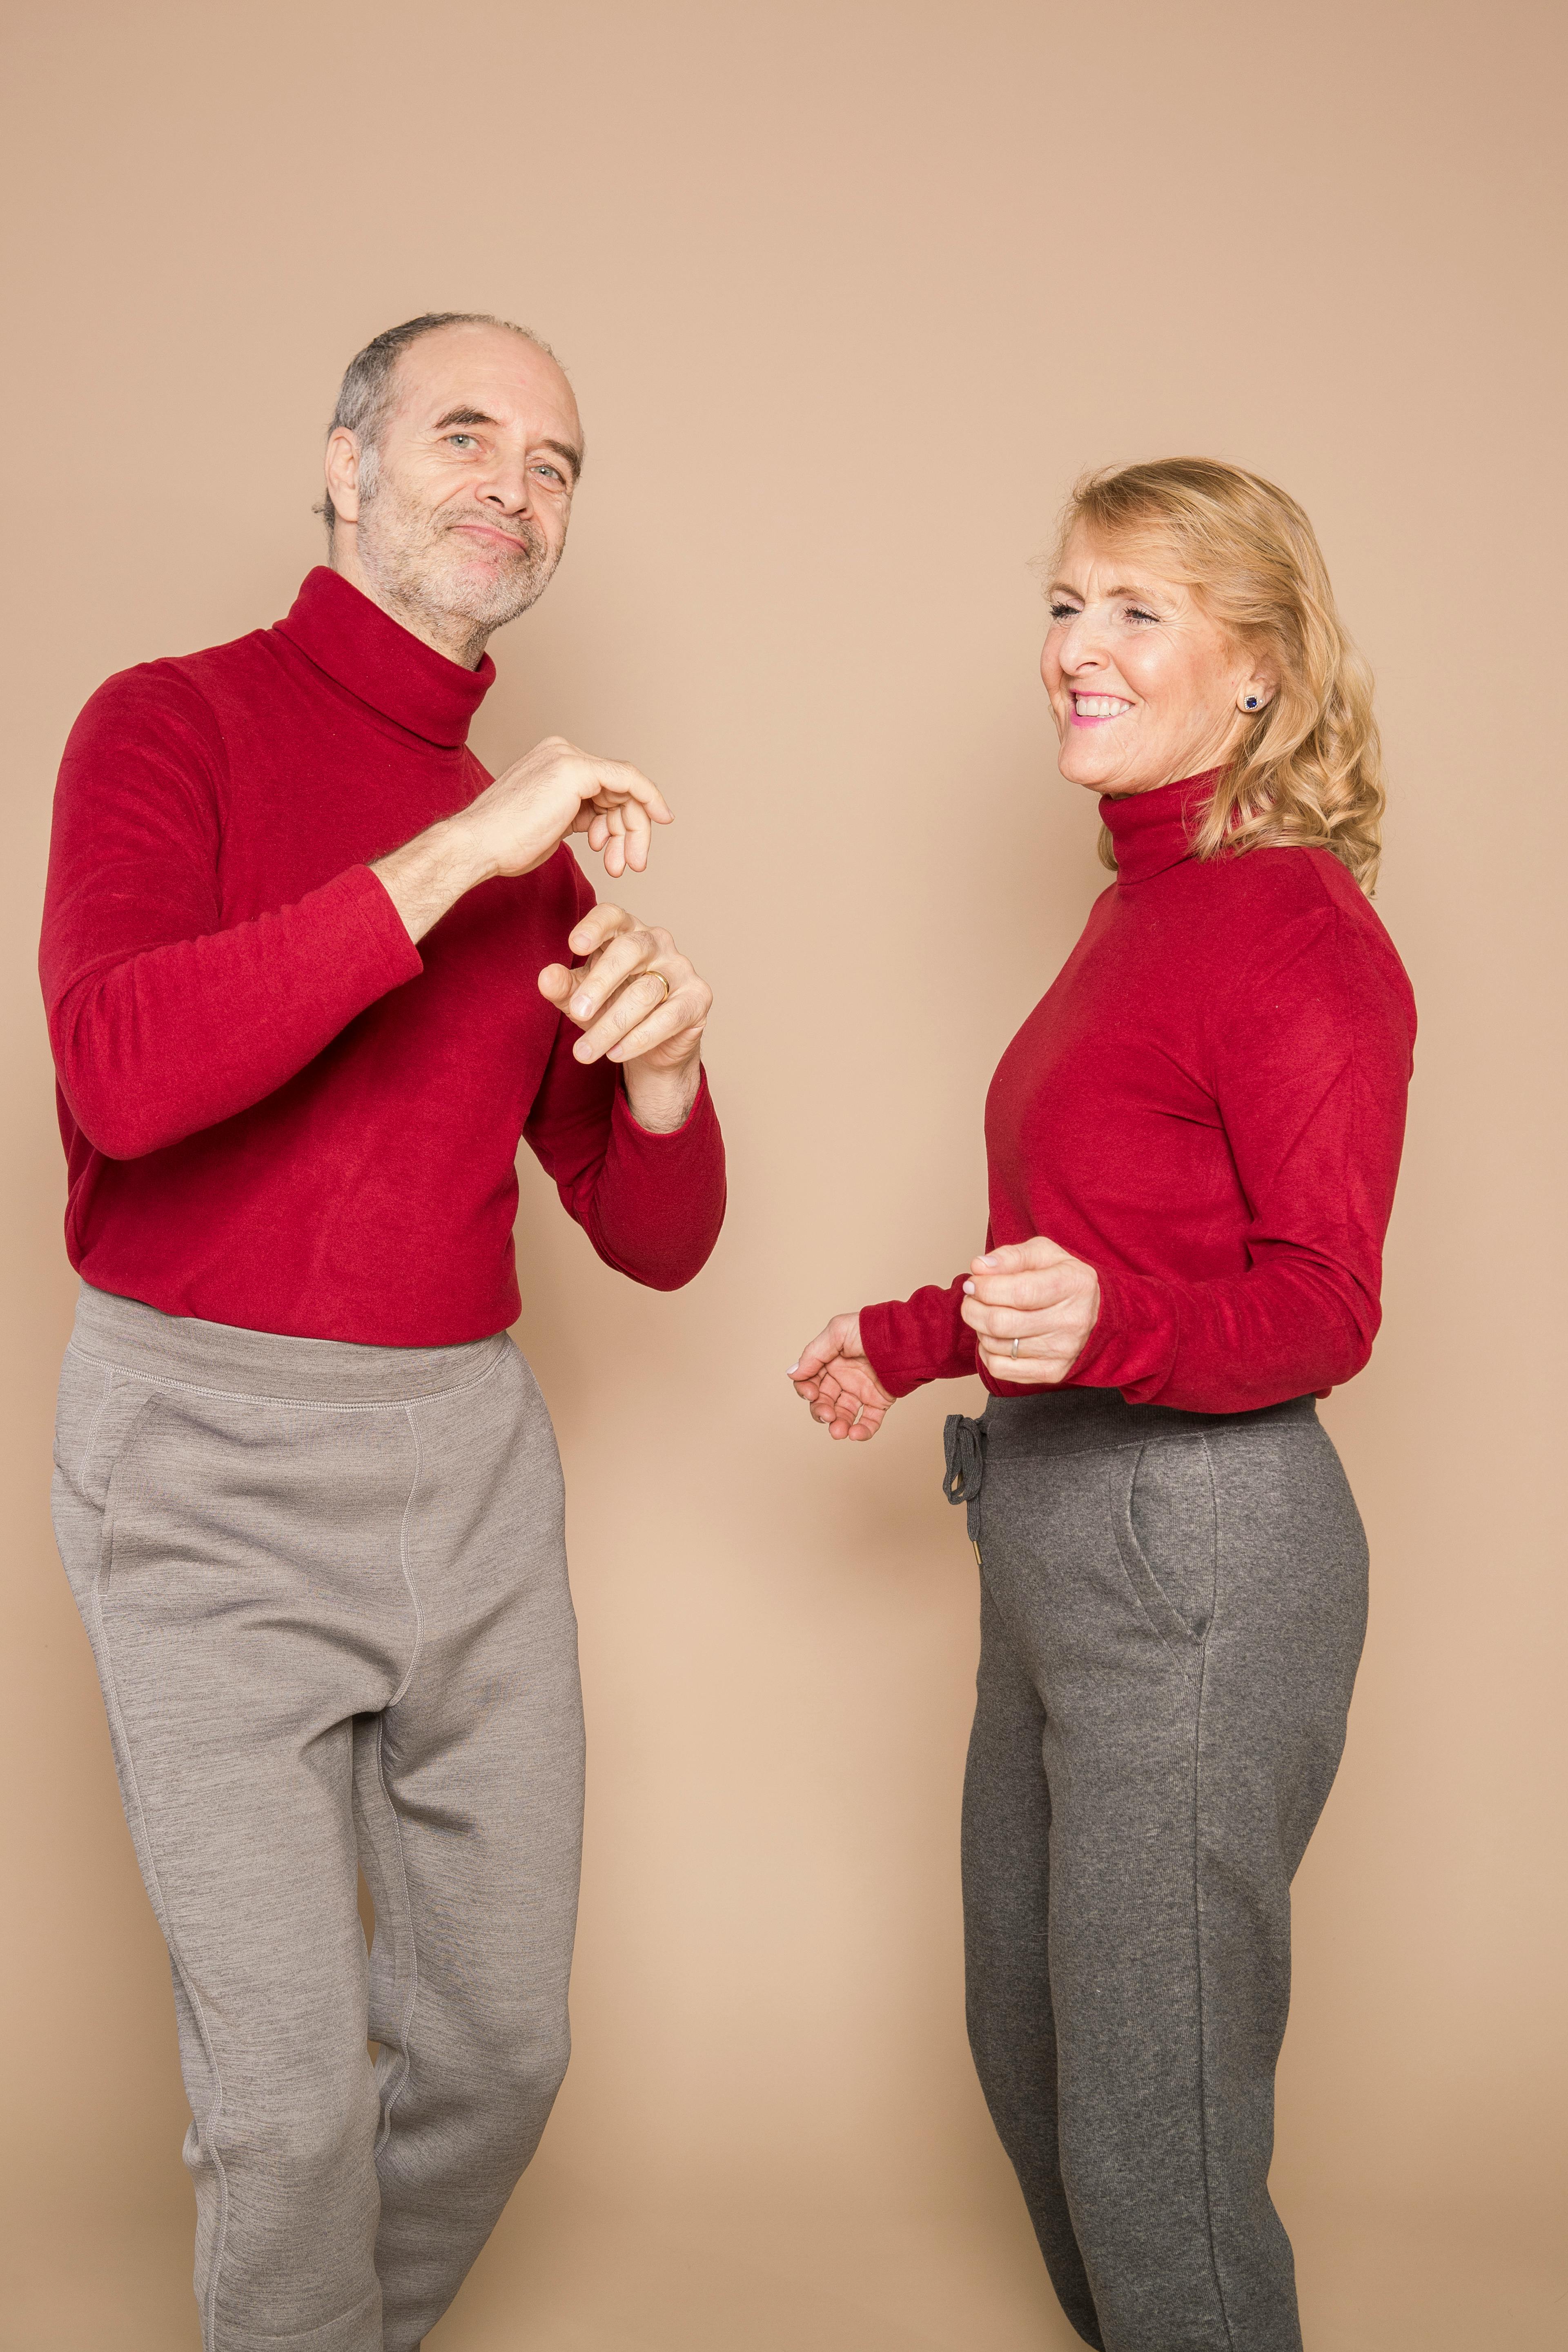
[67, 1284, 508, 1405]
[942, 1386, 1317, 1539]
[978, 1385, 1317, 1460]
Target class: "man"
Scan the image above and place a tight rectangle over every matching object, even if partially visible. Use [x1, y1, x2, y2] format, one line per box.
[40, 313, 724, 2351]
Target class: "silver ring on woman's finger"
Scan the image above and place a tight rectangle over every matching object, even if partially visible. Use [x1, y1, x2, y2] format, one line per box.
[1010, 1336, 1021, 1359]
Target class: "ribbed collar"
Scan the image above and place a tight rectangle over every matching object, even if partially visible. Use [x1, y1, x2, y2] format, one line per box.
[274, 567, 494, 748]
[1100, 768, 1222, 885]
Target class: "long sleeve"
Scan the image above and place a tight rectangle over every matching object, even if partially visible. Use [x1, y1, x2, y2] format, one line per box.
[40, 666, 423, 1160]
[521, 861, 726, 1292]
[1066, 900, 1414, 1412]
[860, 1274, 978, 1397]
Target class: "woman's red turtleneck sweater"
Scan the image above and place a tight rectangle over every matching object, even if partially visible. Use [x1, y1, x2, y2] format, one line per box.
[39, 568, 726, 1344]
[860, 773, 1416, 1415]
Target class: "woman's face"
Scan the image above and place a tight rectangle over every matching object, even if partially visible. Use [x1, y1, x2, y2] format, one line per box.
[1042, 523, 1274, 796]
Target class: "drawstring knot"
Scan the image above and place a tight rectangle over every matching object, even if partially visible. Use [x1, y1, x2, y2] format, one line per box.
[942, 1413, 987, 1544]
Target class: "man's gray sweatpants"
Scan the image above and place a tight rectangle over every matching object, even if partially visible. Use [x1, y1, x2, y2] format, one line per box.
[51, 1285, 586, 2352]
[948, 1388, 1368, 2352]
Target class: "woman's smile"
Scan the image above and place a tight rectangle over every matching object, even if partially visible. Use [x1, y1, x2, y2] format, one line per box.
[1070, 693, 1134, 726]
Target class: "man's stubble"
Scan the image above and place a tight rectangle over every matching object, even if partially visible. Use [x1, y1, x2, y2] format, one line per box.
[353, 462, 562, 658]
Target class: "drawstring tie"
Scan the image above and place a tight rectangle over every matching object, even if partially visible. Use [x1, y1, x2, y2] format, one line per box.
[942, 1413, 987, 1546]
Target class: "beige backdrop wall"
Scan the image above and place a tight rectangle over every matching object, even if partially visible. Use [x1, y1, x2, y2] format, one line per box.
[3, 4, 1564, 2348]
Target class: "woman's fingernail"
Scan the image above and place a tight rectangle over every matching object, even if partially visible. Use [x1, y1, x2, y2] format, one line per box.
[962, 1280, 975, 1294]
[786, 1364, 800, 1376]
[572, 994, 592, 1017]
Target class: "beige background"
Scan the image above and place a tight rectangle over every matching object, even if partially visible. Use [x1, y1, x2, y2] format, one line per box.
[3, 3, 1565, 2346]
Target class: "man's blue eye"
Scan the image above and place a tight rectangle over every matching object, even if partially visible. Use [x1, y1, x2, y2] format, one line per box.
[448, 434, 475, 448]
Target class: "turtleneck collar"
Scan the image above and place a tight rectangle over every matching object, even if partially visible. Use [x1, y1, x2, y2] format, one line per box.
[274, 567, 495, 749]
[1099, 768, 1223, 885]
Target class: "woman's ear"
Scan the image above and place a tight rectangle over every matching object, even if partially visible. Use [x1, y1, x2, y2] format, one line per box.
[1237, 663, 1278, 715]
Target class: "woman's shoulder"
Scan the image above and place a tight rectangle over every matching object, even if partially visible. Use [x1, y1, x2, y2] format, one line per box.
[1207, 845, 1414, 1018]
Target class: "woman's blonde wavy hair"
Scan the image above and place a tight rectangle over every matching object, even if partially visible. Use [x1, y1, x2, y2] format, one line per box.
[1054, 458, 1385, 891]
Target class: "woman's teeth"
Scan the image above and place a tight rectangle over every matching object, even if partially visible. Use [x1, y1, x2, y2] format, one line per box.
[1073, 695, 1132, 717]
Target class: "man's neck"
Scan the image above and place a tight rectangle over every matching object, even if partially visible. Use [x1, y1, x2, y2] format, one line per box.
[328, 543, 490, 671]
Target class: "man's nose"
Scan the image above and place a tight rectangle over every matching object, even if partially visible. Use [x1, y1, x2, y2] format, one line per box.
[478, 460, 533, 515]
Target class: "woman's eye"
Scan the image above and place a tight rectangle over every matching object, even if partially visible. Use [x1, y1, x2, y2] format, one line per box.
[1125, 606, 1158, 625]
[1048, 602, 1080, 622]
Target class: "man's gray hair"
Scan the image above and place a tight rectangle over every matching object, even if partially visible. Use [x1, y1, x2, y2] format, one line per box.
[318, 312, 556, 533]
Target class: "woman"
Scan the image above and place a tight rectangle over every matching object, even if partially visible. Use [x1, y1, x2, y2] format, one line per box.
[790, 459, 1414, 2352]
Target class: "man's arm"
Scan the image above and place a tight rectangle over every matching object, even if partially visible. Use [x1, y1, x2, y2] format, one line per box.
[41, 668, 676, 1159]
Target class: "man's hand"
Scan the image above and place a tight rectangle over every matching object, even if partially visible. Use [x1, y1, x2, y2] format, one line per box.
[372, 737, 673, 944]
[540, 904, 711, 1133]
[788, 1314, 894, 1442]
[962, 1237, 1100, 1385]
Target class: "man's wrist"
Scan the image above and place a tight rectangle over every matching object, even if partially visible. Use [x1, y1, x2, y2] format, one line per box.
[371, 816, 493, 944]
[621, 1055, 703, 1134]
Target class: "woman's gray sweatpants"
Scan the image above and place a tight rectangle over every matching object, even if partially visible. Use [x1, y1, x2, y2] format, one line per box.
[51, 1285, 586, 2352]
[947, 1388, 1367, 2352]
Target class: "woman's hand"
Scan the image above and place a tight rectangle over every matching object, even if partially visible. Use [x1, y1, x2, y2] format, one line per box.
[788, 1314, 894, 1442]
[539, 902, 711, 1133]
[962, 1237, 1100, 1385]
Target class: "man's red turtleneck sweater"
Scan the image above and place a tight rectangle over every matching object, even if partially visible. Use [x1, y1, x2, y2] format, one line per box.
[39, 567, 726, 1344]
[860, 773, 1416, 1415]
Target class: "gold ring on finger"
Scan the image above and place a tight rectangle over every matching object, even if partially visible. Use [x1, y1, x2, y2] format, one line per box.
[646, 971, 671, 1004]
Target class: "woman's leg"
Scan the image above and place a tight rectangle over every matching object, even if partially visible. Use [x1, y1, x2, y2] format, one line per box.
[970, 1416, 1367, 2352]
[963, 1575, 1105, 2347]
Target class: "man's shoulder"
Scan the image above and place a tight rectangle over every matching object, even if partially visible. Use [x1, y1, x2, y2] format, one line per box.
[80, 620, 286, 727]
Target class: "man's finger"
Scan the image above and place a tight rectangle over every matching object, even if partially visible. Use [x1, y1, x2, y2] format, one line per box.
[567, 903, 633, 959]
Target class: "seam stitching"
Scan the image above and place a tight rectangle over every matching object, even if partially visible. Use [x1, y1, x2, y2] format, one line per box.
[373, 1714, 421, 2156]
[388, 1406, 425, 1708]
[64, 1334, 507, 1414]
[89, 1392, 232, 2350]
[1192, 1437, 1236, 2348]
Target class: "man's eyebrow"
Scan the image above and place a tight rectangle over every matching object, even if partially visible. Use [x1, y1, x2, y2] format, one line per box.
[430, 412, 582, 479]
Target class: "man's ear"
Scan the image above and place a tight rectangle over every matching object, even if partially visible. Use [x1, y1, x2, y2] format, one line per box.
[323, 428, 364, 527]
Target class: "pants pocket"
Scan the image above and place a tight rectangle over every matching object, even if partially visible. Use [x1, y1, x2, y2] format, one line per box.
[1109, 1437, 1217, 1649]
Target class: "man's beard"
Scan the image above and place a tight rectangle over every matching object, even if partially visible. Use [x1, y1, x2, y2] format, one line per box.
[354, 466, 560, 646]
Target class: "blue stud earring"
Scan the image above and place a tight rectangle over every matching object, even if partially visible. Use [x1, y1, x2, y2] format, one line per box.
[1245, 696, 1260, 710]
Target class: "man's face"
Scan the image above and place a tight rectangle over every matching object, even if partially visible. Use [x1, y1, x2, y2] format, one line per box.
[328, 323, 583, 641]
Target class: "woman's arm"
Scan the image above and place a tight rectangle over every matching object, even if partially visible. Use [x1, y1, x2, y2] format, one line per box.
[963, 896, 1416, 1412]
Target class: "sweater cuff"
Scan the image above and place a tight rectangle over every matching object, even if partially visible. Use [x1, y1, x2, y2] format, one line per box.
[614, 1063, 715, 1144]
[1064, 1264, 1180, 1401]
[860, 1283, 977, 1400]
[348, 863, 427, 987]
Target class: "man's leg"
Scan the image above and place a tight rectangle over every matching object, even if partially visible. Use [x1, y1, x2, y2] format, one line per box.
[51, 1330, 443, 2351]
[358, 1340, 585, 2352]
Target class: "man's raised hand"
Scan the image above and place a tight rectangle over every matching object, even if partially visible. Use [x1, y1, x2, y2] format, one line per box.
[372, 737, 672, 945]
